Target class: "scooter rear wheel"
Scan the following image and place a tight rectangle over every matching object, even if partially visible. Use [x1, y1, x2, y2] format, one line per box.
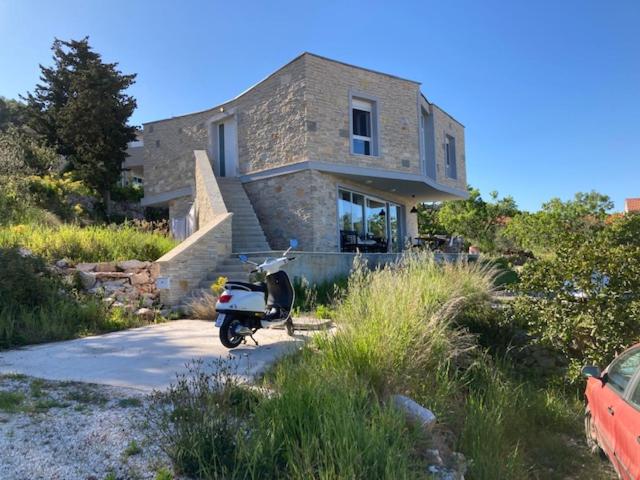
[219, 316, 244, 349]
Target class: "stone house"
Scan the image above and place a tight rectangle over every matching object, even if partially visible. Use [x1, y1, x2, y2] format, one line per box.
[139, 53, 468, 304]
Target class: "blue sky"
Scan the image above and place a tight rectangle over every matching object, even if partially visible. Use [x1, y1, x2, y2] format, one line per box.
[1, 0, 638, 211]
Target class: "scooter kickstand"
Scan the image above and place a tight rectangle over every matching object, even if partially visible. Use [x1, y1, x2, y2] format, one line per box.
[248, 334, 259, 346]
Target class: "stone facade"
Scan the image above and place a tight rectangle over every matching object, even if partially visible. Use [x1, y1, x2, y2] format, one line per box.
[142, 53, 466, 252]
[244, 170, 419, 252]
[305, 54, 422, 174]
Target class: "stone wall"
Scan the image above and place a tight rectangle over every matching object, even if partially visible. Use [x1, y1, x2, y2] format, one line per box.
[156, 213, 233, 305]
[244, 170, 315, 251]
[305, 54, 422, 175]
[244, 170, 420, 252]
[194, 150, 228, 226]
[142, 58, 307, 205]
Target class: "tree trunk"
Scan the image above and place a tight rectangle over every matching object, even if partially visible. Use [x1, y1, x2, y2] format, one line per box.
[103, 189, 112, 218]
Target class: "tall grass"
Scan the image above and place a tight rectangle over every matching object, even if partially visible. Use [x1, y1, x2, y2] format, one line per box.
[152, 253, 610, 480]
[0, 223, 176, 262]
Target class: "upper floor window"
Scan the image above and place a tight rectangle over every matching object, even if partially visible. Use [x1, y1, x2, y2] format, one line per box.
[351, 97, 378, 156]
[445, 135, 457, 179]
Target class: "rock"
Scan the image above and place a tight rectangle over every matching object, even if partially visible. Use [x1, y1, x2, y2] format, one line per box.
[149, 262, 160, 278]
[55, 259, 70, 268]
[76, 263, 97, 272]
[426, 449, 444, 466]
[135, 308, 155, 321]
[18, 247, 33, 257]
[101, 280, 129, 292]
[112, 301, 125, 309]
[117, 260, 149, 271]
[77, 271, 97, 289]
[140, 294, 155, 308]
[130, 271, 150, 285]
[94, 272, 132, 280]
[391, 394, 436, 431]
[95, 262, 117, 272]
[102, 297, 116, 307]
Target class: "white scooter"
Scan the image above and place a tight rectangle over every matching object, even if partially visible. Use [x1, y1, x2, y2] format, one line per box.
[215, 239, 297, 348]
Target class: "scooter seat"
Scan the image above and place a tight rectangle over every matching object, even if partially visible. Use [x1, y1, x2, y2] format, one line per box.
[225, 281, 267, 293]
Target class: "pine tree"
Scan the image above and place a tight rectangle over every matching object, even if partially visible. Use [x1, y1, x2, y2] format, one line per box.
[24, 37, 137, 213]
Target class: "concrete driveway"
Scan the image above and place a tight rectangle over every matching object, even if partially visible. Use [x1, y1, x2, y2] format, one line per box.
[0, 320, 308, 391]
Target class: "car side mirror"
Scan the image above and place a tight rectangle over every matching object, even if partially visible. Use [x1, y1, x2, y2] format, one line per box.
[581, 365, 602, 379]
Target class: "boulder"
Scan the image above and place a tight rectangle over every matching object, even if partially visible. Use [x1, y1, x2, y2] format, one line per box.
[117, 260, 150, 271]
[77, 271, 97, 289]
[391, 394, 436, 431]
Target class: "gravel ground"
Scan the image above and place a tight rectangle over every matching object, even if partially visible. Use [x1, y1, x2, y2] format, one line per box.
[0, 374, 174, 480]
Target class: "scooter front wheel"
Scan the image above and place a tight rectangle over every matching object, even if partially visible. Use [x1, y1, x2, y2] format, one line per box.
[219, 316, 244, 349]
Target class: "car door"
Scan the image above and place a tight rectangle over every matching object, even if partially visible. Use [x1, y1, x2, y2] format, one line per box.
[614, 369, 640, 480]
[593, 347, 640, 464]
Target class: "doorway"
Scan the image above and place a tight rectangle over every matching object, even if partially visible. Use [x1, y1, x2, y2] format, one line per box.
[210, 116, 238, 177]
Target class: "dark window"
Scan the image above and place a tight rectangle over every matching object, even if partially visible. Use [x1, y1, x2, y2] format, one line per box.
[445, 135, 457, 179]
[352, 109, 371, 137]
[607, 348, 640, 394]
[218, 123, 226, 177]
[353, 138, 370, 155]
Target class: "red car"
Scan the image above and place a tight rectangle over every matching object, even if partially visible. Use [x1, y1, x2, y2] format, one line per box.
[583, 344, 640, 479]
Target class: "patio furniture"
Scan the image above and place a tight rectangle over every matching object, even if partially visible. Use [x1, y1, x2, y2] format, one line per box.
[340, 230, 359, 252]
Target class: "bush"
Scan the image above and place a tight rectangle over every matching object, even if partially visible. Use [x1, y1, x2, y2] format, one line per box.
[509, 217, 640, 380]
[0, 223, 176, 262]
[28, 173, 96, 221]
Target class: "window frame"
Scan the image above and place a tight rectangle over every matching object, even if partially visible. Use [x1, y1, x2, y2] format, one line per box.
[605, 346, 640, 397]
[337, 186, 404, 253]
[349, 92, 379, 157]
[445, 134, 457, 179]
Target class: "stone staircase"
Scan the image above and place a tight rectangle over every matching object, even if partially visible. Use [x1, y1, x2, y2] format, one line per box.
[217, 177, 271, 253]
[197, 177, 271, 293]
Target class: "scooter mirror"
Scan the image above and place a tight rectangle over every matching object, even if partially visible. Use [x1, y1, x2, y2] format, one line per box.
[238, 254, 249, 262]
[289, 239, 298, 249]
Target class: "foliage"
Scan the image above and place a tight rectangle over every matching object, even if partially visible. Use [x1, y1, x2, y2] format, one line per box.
[0, 223, 176, 263]
[0, 97, 27, 131]
[509, 213, 640, 380]
[416, 202, 448, 236]
[0, 248, 151, 348]
[436, 186, 519, 253]
[28, 172, 96, 221]
[24, 37, 137, 205]
[111, 184, 144, 203]
[0, 127, 65, 225]
[504, 191, 614, 257]
[292, 275, 348, 312]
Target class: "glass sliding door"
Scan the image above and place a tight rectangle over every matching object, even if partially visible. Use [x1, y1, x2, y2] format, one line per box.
[338, 188, 403, 253]
[388, 203, 401, 252]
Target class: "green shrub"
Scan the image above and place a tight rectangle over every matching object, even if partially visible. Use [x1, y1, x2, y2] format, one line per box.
[0, 223, 176, 262]
[510, 213, 640, 380]
[28, 173, 96, 221]
[111, 184, 144, 203]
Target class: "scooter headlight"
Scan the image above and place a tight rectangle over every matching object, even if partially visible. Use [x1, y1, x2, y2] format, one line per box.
[218, 294, 233, 303]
